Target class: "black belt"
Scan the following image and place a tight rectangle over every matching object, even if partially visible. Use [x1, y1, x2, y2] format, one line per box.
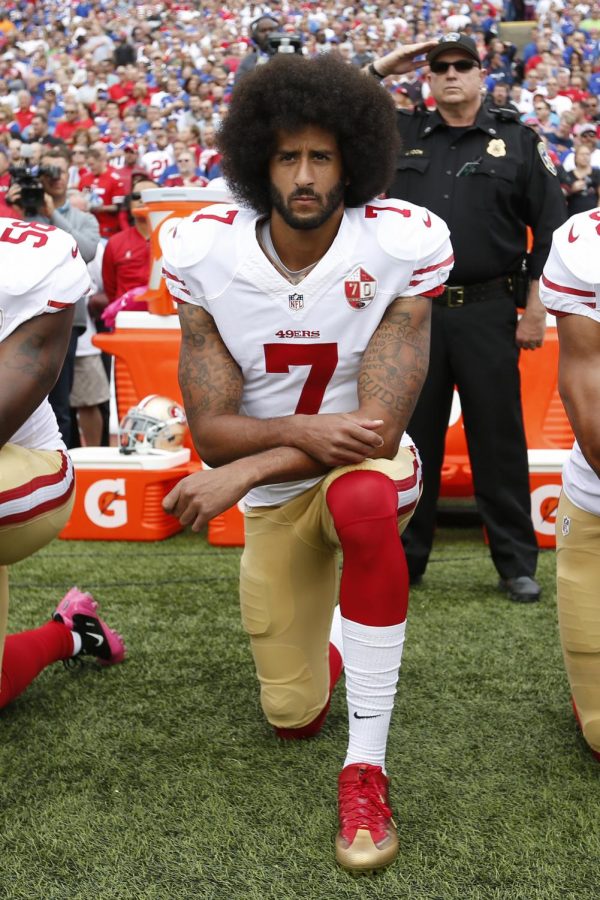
[434, 276, 513, 307]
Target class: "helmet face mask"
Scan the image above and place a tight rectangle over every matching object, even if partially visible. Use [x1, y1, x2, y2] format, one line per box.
[118, 395, 188, 455]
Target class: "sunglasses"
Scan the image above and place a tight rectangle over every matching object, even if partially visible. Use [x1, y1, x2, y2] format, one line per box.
[130, 191, 142, 200]
[430, 59, 479, 74]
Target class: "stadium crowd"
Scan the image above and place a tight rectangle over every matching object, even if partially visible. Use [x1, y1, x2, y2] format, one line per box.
[0, 0, 598, 448]
[0, 0, 599, 217]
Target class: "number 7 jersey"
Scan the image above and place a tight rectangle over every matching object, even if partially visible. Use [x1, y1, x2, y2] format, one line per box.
[162, 199, 453, 506]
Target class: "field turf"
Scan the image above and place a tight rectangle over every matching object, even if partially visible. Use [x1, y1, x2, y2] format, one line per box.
[1, 526, 598, 900]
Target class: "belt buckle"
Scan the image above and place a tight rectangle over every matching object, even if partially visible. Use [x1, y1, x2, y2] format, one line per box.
[446, 286, 464, 308]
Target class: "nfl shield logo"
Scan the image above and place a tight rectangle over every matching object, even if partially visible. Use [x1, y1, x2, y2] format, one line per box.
[289, 293, 304, 310]
[344, 267, 377, 309]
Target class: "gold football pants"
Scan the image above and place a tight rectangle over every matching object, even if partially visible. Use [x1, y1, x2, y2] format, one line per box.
[556, 491, 600, 753]
[0, 444, 74, 672]
[240, 448, 420, 730]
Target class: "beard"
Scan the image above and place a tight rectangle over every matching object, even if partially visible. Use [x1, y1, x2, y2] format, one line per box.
[269, 179, 346, 230]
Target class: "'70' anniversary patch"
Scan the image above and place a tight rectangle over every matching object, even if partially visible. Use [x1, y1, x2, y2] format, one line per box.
[344, 267, 377, 309]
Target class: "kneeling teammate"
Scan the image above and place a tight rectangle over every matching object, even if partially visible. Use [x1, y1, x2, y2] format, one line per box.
[162, 55, 453, 871]
[0, 219, 125, 713]
[540, 211, 600, 761]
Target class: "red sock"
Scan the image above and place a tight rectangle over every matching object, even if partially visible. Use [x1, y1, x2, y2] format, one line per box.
[275, 642, 344, 740]
[326, 470, 409, 626]
[0, 621, 73, 710]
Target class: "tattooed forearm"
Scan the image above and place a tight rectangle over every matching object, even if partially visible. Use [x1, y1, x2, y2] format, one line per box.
[358, 296, 431, 426]
[178, 305, 242, 421]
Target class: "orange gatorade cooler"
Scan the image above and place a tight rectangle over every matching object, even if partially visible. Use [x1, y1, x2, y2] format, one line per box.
[136, 186, 230, 316]
[60, 447, 199, 541]
[93, 311, 185, 429]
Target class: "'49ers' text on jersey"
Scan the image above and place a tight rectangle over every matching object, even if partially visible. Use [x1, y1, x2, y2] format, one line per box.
[0, 218, 91, 450]
[162, 199, 453, 506]
[540, 209, 600, 517]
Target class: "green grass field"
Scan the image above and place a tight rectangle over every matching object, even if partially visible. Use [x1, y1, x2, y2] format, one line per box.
[1, 526, 598, 900]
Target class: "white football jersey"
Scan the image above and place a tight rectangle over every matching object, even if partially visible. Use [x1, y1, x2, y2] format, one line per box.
[163, 199, 453, 506]
[142, 148, 175, 181]
[540, 211, 600, 516]
[0, 218, 91, 450]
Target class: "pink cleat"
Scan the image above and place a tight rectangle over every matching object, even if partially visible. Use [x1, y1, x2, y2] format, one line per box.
[53, 587, 126, 666]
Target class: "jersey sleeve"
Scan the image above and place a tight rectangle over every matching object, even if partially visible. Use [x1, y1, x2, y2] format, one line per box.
[161, 214, 207, 306]
[540, 212, 600, 321]
[45, 233, 92, 312]
[403, 211, 454, 298]
[161, 204, 241, 307]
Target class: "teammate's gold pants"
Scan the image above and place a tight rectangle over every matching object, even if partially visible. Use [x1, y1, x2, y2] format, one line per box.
[556, 491, 600, 753]
[0, 444, 74, 672]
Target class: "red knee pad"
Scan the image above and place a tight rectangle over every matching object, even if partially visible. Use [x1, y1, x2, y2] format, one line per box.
[326, 470, 408, 627]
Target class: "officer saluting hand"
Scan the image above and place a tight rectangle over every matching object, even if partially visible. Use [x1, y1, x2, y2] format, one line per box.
[368, 34, 567, 602]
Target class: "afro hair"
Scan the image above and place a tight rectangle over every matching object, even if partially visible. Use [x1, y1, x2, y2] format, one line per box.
[218, 54, 400, 215]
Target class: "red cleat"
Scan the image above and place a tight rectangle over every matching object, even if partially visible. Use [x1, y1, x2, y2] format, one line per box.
[335, 763, 398, 872]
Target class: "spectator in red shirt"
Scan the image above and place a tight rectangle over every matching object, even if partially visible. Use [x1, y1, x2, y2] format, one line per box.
[79, 146, 126, 239]
[53, 101, 93, 146]
[119, 145, 143, 193]
[13, 90, 35, 133]
[108, 67, 135, 115]
[101, 176, 156, 304]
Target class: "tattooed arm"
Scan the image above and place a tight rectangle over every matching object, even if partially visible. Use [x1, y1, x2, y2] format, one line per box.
[357, 294, 431, 458]
[164, 296, 430, 530]
[178, 303, 385, 468]
[0, 306, 75, 449]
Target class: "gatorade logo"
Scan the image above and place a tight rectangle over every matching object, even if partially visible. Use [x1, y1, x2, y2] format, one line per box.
[84, 479, 128, 529]
[531, 483, 561, 537]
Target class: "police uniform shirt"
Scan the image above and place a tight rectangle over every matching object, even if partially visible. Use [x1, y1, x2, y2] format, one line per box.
[390, 103, 567, 285]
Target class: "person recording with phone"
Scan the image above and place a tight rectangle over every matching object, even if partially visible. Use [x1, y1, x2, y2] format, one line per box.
[367, 34, 567, 602]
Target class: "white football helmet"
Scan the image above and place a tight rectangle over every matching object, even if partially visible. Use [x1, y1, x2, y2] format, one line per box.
[118, 395, 188, 454]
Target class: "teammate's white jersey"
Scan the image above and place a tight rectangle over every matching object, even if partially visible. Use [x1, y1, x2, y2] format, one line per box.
[163, 199, 453, 506]
[0, 218, 91, 451]
[540, 210, 600, 516]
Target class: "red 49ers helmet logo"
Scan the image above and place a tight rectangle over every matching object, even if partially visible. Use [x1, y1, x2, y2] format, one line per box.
[344, 267, 377, 309]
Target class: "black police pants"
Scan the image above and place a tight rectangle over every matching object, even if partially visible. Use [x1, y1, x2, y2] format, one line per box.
[401, 292, 538, 581]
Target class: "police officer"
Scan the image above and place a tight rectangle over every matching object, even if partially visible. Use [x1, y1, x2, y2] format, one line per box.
[368, 34, 567, 602]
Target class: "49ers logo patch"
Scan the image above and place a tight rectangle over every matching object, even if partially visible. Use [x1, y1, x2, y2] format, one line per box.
[344, 267, 377, 309]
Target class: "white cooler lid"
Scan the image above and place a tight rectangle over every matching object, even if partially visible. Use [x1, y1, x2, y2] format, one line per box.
[69, 447, 191, 469]
[528, 448, 570, 472]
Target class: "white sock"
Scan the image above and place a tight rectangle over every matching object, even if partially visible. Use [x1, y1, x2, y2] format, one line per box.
[329, 604, 343, 660]
[71, 632, 82, 656]
[341, 616, 406, 774]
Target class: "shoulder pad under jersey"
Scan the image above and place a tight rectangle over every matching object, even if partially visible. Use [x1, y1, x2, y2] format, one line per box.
[361, 198, 450, 261]
[0, 218, 89, 301]
[160, 203, 245, 269]
[552, 210, 600, 286]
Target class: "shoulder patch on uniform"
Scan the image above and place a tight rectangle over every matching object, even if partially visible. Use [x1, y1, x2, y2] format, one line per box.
[537, 141, 557, 176]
